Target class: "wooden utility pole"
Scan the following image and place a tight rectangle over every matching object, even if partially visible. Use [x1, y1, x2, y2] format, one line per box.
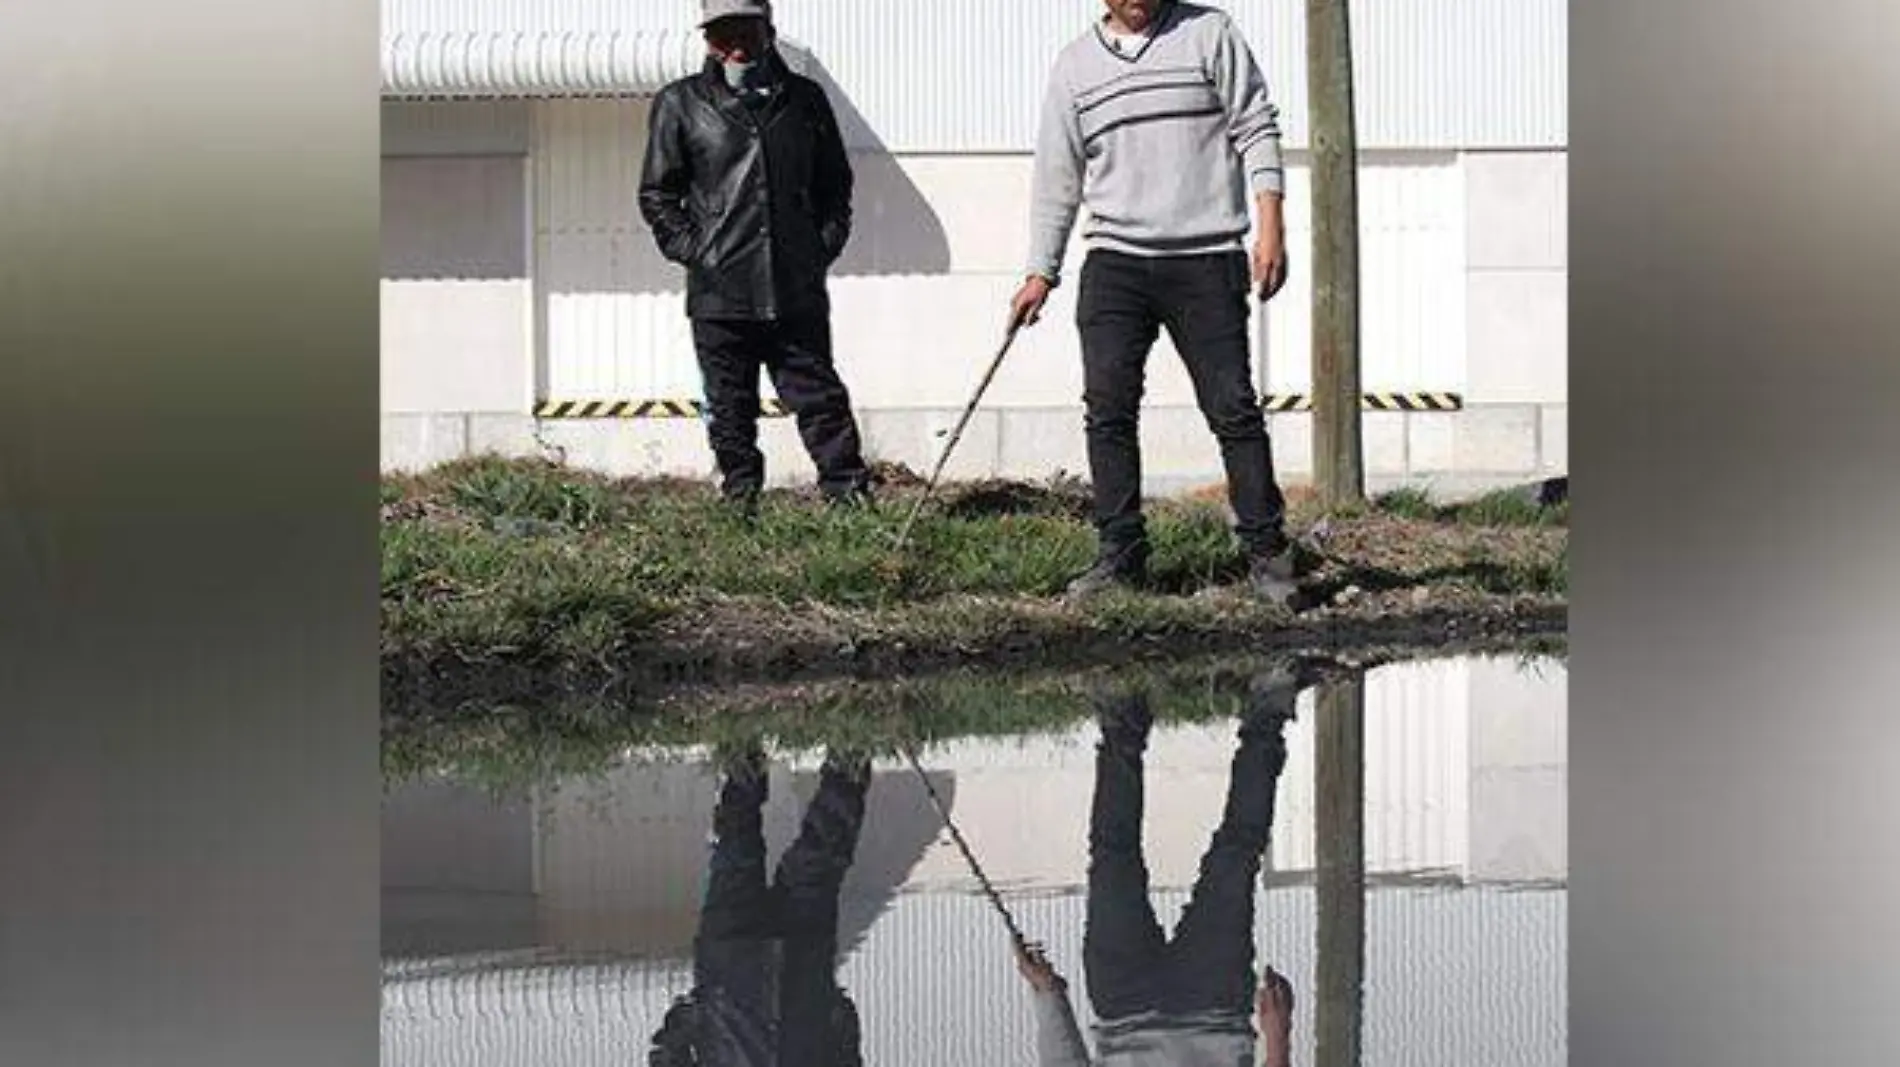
[1306, 0, 1365, 506]
[1314, 675, 1366, 1067]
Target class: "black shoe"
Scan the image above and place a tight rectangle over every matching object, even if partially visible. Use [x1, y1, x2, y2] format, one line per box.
[1245, 540, 1302, 609]
[714, 743, 770, 792]
[820, 747, 874, 786]
[722, 491, 762, 526]
[1065, 543, 1148, 599]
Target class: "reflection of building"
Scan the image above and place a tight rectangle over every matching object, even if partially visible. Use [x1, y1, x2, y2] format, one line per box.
[383, 658, 1566, 1066]
[865, 655, 1567, 890]
[382, 760, 944, 960]
[381, 0, 1567, 495]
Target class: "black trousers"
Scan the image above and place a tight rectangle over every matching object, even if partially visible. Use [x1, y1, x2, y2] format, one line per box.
[1083, 687, 1295, 1022]
[695, 760, 869, 1064]
[1075, 249, 1289, 556]
[692, 314, 872, 502]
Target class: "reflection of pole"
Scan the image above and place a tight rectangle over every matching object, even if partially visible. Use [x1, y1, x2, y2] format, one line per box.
[1315, 677, 1366, 1067]
[900, 747, 1030, 955]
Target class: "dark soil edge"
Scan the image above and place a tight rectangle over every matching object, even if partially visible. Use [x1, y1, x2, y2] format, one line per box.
[383, 597, 1567, 716]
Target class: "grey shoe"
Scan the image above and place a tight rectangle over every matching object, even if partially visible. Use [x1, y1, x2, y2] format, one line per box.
[1240, 666, 1304, 732]
[1064, 543, 1148, 599]
[825, 484, 877, 513]
[1245, 542, 1302, 609]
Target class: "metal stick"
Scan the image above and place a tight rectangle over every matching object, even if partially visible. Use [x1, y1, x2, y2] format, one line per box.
[901, 746, 1030, 953]
[889, 324, 1020, 556]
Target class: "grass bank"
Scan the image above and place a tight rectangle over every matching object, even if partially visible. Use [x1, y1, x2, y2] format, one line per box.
[382, 457, 1567, 701]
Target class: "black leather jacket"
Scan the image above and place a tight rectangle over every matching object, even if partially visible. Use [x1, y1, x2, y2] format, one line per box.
[638, 52, 854, 322]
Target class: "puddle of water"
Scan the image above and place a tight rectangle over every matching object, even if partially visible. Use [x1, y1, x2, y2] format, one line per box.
[383, 654, 1566, 1067]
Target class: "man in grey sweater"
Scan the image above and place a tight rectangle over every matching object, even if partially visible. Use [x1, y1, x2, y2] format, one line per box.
[1017, 673, 1301, 1066]
[1007, 0, 1299, 606]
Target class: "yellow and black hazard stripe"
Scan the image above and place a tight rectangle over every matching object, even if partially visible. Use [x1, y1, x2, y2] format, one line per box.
[534, 393, 1461, 418]
[1261, 392, 1463, 413]
[1362, 392, 1464, 412]
[534, 398, 793, 419]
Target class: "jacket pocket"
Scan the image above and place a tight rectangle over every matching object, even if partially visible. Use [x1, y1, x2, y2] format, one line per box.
[687, 194, 726, 267]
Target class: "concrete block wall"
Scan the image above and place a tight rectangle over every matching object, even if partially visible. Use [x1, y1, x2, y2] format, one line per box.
[1455, 149, 1569, 492]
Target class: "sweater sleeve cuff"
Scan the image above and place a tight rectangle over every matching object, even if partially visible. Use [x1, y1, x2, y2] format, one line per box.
[1250, 167, 1286, 197]
[1244, 135, 1287, 197]
[1026, 253, 1064, 286]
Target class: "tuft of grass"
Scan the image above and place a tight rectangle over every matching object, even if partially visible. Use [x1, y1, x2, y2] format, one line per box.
[380, 520, 669, 664]
[439, 457, 629, 529]
[1373, 485, 1566, 528]
[1454, 488, 1566, 528]
[1373, 486, 1438, 521]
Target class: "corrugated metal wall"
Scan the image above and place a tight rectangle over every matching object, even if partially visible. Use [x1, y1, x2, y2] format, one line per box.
[384, 0, 1566, 152]
[381, 887, 1565, 1067]
[531, 98, 699, 402]
[1269, 656, 1473, 877]
[532, 98, 1469, 404]
[1260, 151, 1467, 395]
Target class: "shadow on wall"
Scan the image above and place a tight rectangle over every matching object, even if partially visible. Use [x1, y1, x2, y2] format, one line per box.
[376, 760, 950, 965]
[381, 151, 529, 282]
[379, 52, 949, 293]
[821, 768, 958, 959]
[778, 41, 952, 277]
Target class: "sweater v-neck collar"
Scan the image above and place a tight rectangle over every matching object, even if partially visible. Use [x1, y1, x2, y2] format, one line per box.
[1092, 1, 1178, 64]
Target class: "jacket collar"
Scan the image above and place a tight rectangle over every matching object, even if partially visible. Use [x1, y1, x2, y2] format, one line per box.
[697, 46, 791, 93]
[698, 47, 793, 125]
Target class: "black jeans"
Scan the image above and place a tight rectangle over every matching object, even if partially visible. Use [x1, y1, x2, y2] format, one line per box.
[1083, 688, 1295, 1022]
[692, 314, 872, 502]
[695, 760, 869, 1062]
[1075, 249, 1288, 557]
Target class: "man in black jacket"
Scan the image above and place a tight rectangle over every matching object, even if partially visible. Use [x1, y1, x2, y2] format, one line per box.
[639, 0, 874, 515]
[648, 744, 872, 1067]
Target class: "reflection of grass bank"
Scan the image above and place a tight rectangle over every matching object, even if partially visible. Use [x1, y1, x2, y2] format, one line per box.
[383, 639, 1568, 792]
[382, 459, 1568, 694]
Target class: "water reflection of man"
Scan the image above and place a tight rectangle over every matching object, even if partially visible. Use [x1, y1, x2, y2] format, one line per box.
[649, 745, 873, 1067]
[1018, 671, 1303, 1067]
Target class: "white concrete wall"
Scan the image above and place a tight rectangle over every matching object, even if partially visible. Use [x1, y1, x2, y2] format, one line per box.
[381, 155, 534, 415]
[1467, 655, 1569, 882]
[381, 778, 539, 956]
[1461, 149, 1570, 480]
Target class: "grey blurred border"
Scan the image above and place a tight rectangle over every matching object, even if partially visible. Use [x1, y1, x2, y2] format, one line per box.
[5, 0, 1900, 1064]
[1572, 0, 1900, 1062]
[0, 4, 380, 1067]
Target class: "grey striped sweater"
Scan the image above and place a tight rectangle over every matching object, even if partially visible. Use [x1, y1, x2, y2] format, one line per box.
[1026, 1, 1285, 283]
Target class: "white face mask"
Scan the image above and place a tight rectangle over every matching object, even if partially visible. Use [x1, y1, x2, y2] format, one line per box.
[722, 59, 756, 89]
